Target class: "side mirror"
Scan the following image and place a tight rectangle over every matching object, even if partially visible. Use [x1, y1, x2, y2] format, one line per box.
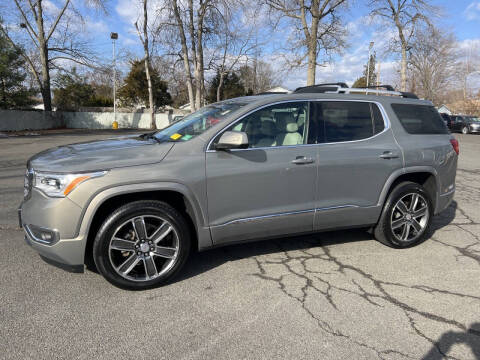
[215, 131, 249, 150]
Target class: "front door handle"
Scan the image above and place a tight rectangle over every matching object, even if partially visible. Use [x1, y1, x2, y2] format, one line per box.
[291, 156, 315, 165]
[379, 151, 399, 159]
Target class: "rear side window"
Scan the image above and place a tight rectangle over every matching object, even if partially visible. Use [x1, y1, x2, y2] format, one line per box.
[308, 101, 385, 143]
[391, 104, 448, 134]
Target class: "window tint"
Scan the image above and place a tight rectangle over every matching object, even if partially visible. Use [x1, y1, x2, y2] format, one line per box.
[391, 104, 448, 134]
[308, 101, 384, 143]
[218, 102, 309, 148]
[310, 101, 377, 143]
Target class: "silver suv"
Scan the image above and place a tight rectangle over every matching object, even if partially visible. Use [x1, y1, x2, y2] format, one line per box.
[19, 85, 458, 289]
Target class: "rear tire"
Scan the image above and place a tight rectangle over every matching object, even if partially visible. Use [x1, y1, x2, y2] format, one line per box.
[374, 182, 433, 248]
[93, 200, 191, 290]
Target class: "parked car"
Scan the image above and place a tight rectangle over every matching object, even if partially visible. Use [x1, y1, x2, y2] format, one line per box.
[440, 113, 453, 130]
[19, 84, 458, 289]
[450, 115, 480, 134]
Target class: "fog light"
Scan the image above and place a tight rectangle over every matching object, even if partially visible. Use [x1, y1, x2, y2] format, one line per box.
[27, 225, 59, 245]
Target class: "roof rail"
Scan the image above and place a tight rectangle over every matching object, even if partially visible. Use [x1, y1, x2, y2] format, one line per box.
[365, 84, 395, 91]
[293, 82, 418, 99]
[255, 91, 289, 95]
[293, 82, 349, 94]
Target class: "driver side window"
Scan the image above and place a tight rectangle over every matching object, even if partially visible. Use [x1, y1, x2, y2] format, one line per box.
[223, 102, 308, 148]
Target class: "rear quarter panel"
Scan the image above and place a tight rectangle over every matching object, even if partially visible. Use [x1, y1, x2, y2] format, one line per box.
[385, 101, 458, 210]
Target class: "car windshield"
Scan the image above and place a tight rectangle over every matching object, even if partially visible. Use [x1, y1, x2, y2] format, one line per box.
[468, 117, 480, 122]
[154, 101, 248, 142]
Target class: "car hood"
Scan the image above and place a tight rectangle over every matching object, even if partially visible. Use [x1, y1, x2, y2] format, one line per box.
[28, 135, 174, 172]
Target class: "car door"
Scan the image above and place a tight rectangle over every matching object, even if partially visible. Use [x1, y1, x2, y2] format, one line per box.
[309, 100, 404, 230]
[205, 101, 317, 245]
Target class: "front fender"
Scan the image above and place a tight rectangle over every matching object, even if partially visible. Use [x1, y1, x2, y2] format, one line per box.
[75, 182, 212, 251]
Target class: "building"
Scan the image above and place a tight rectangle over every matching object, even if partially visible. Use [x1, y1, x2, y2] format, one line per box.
[437, 105, 452, 115]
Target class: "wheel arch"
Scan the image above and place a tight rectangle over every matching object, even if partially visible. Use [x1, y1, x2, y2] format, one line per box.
[78, 183, 211, 267]
[378, 167, 439, 212]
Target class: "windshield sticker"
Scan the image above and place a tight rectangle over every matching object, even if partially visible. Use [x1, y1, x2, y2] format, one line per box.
[182, 134, 193, 140]
[170, 133, 182, 140]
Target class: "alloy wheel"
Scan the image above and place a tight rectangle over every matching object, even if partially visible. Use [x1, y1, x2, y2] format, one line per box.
[390, 193, 429, 242]
[108, 215, 179, 282]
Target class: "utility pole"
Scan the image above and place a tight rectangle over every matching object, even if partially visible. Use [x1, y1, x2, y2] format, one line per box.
[367, 41, 374, 88]
[110, 32, 118, 128]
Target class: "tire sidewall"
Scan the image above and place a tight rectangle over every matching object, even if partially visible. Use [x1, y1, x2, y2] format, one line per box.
[93, 201, 191, 290]
[462, 126, 469, 134]
[380, 182, 433, 248]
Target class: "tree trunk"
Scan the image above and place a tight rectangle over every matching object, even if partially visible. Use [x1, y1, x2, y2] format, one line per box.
[217, 72, 225, 102]
[305, 1, 319, 86]
[172, 0, 195, 112]
[145, 60, 155, 129]
[400, 44, 407, 92]
[195, 15, 205, 109]
[37, 1, 52, 111]
[306, 44, 317, 86]
[141, 0, 156, 130]
[188, 0, 199, 111]
[394, 15, 408, 92]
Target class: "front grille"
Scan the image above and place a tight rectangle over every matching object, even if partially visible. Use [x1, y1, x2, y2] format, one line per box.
[24, 168, 33, 199]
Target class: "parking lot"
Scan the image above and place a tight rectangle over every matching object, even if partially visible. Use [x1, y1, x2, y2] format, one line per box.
[1, 130, 479, 359]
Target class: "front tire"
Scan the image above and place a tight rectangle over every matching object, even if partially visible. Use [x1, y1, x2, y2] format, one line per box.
[93, 200, 191, 290]
[374, 182, 433, 248]
[462, 126, 470, 134]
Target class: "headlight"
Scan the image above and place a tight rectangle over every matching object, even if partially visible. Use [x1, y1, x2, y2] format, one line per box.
[33, 171, 107, 197]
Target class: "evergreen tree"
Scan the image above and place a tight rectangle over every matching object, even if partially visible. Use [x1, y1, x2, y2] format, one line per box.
[352, 53, 377, 88]
[118, 60, 172, 108]
[53, 69, 94, 110]
[207, 71, 246, 103]
[0, 29, 35, 109]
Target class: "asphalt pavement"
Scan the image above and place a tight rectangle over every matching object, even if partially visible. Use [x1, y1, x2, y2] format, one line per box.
[1, 130, 479, 359]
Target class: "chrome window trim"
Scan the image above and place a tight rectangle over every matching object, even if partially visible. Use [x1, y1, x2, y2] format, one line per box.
[205, 99, 391, 152]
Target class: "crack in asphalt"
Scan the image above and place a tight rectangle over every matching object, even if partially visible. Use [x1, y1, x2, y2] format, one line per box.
[252, 182, 480, 360]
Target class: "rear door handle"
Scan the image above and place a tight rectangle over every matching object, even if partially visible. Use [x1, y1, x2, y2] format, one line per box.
[291, 156, 315, 165]
[379, 151, 399, 159]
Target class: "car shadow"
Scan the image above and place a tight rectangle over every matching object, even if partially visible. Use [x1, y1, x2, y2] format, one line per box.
[85, 201, 458, 285]
[430, 200, 457, 234]
[176, 228, 373, 283]
[176, 201, 458, 284]
[421, 322, 480, 359]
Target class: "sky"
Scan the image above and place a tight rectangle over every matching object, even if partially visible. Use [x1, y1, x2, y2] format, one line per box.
[35, 0, 480, 91]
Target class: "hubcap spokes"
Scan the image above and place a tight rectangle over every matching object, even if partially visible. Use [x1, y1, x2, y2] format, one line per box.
[108, 215, 179, 282]
[391, 193, 429, 242]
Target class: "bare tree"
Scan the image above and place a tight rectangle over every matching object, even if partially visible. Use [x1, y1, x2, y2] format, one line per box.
[0, 0, 105, 111]
[369, 0, 434, 92]
[168, 0, 219, 111]
[211, 2, 259, 102]
[408, 26, 457, 105]
[238, 60, 282, 93]
[265, 0, 348, 85]
[135, 0, 156, 129]
[457, 42, 480, 101]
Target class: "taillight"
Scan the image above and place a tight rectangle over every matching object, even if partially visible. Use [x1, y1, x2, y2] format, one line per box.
[450, 139, 459, 155]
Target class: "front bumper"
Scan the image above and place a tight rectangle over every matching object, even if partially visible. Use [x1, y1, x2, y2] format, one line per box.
[23, 233, 84, 272]
[19, 193, 87, 272]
